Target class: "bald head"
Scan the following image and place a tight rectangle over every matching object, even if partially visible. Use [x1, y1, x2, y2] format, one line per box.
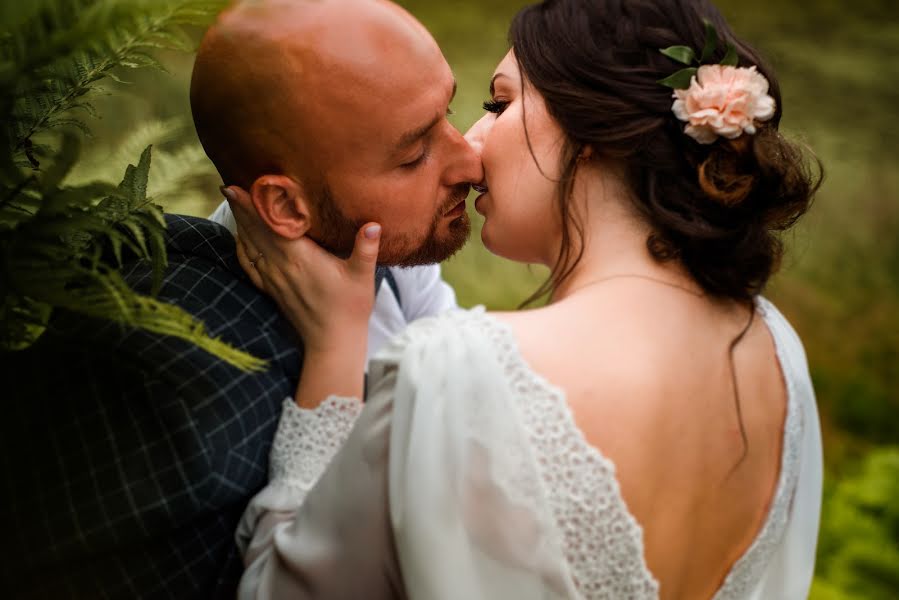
[191, 0, 442, 189]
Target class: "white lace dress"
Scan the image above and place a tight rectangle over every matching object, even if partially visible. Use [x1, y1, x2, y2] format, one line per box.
[236, 298, 822, 599]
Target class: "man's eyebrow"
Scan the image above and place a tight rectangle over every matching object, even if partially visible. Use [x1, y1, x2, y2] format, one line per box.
[394, 79, 457, 150]
[489, 73, 510, 97]
[396, 114, 441, 150]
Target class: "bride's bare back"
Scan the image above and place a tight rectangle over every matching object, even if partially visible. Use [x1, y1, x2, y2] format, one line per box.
[495, 281, 787, 600]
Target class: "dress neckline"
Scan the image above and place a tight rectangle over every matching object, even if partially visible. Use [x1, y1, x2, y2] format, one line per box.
[458, 299, 803, 599]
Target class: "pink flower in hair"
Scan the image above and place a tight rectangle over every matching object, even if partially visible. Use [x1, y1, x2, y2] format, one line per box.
[671, 65, 776, 144]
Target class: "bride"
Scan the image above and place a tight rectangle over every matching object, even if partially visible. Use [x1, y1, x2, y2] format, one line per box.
[228, 0, 823, 597]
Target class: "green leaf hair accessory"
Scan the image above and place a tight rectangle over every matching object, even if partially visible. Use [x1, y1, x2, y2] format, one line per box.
[658, 21, 776, 144]
[658, 20, 739, 90]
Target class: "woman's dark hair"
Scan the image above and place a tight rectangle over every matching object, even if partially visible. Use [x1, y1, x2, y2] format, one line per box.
[510, 0, 822, 305]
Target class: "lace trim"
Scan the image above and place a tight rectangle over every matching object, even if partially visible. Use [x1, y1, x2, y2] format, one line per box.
[433, 304, 802, 600]
[269, 396, 363, 491]
[445, 308, 660, 599]
[709, 299, 804, 599]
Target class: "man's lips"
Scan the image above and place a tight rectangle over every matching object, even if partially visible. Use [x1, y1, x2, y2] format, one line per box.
[444, 199, 466, 218]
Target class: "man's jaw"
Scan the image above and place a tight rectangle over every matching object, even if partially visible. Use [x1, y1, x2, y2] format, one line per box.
[383, 189, 473, 267]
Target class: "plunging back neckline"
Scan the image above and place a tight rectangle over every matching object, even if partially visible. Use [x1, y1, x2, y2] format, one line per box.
[463, 298, 803, 599]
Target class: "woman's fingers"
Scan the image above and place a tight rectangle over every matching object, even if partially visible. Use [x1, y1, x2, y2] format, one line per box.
[234, 219, 261, 268]
[222, 185, 273, 258]
[347, 223, 381, 279]
[235, 234, 266, 291]
[222, 186, 378, 339]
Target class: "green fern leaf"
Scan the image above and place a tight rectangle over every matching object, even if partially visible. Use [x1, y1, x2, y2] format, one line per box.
[121, 218, 149, 257]
[38, 130, 80, 193]
[0, 294, 52, 350]
[2, 0, 261, 372]
[116, 144, 151, 204]
[139, 212, 167, 294]
[146, 28, 194, 52]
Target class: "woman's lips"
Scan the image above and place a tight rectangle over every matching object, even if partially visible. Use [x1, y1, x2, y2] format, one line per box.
[474, 192, 487, 215]
[472, 183, 489, 215]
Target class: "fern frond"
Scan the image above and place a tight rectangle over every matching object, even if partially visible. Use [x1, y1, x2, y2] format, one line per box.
[147, 142, 218, 203]
[1, 0, 265, 372]
[65, 118, 220, 215]
[5, 0, 228, 154]
[5, 263, 267, 371]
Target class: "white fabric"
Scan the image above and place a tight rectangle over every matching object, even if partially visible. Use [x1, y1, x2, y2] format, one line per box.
[237, 299, 822, 599]
[208, 200, 458, 360]
[743, 298, 823, 600]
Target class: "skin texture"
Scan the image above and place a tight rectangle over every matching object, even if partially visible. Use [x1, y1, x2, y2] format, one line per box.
[467, 51, 789, 600]
[191, 0, 482, 265]
[465, 52, 567, 265]
[230, 23, 791, 600]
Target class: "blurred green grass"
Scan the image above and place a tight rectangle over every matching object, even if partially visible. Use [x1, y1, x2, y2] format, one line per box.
[79, 0, 898, 596]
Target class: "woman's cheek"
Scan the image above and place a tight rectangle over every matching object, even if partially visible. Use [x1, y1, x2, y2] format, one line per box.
[480, 215, 531, 263]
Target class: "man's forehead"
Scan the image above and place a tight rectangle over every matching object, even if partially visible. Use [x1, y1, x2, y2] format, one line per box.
[217, 0, 453, 159]
[312, 59, 454, 148]
[217, 0, 440, 70]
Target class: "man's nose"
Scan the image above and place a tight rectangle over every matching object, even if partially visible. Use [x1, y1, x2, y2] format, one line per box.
[444, 121, 484, 186]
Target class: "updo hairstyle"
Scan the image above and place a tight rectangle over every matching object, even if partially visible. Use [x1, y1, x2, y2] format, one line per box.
[510, 0, 822, 303]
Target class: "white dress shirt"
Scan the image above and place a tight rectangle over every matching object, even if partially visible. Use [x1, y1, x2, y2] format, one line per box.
[208, 201, 458, 360]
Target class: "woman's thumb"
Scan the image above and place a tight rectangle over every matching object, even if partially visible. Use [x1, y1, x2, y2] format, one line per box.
[348, 223, 381, 276]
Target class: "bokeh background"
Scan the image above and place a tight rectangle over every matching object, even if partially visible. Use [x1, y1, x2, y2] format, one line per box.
[72, 0, 899, 597]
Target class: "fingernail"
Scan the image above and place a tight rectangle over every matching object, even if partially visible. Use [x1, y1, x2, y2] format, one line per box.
[220, 185, 236, 202]
[364, 225, 381, 239]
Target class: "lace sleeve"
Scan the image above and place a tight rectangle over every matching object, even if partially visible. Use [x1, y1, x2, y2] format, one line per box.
[269, 396, 363, 492]
[236, 378, 405, 599]
[235, 396, 362, 568]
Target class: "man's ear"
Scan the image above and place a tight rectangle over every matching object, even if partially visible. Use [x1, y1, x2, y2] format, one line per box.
[249, 175, 311, 239]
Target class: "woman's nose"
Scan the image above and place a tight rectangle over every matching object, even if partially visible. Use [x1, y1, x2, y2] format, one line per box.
[463, 113, 492, 159]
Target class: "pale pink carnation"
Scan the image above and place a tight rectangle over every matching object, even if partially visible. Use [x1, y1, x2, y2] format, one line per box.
[671, 65, 776, 144]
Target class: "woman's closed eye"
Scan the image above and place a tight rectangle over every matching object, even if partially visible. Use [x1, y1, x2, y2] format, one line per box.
[483, 99, 509, 115]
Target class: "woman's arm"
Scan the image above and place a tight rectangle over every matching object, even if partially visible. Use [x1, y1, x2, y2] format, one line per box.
[236, 366, 401, 600]
[222, 185, 400, 597]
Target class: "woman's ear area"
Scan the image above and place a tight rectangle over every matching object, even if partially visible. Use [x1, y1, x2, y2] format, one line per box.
[250, 174, 312, 240]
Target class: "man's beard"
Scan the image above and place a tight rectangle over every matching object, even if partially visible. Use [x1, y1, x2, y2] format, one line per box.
[311, 183, 471, 267]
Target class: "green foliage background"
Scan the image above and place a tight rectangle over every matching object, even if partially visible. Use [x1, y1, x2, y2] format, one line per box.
[0, 0, 265, 370]
[14, 0, 897, 597]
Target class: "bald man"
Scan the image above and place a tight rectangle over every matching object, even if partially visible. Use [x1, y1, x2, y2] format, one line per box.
[4, 1, 480, 599]
[197, 0, 482, 361]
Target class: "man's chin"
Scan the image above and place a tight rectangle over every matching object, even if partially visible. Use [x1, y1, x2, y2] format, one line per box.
[383, 213, 471, 268]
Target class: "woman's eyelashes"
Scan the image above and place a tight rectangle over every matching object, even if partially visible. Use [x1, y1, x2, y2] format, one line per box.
[483, 99, 509, 115]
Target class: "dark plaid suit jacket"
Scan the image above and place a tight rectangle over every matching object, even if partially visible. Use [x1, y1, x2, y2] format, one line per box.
[2, 215, 306, 598]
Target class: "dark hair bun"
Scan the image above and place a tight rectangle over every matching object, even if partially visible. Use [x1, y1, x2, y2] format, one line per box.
[666, 126, 823, 299]
[698, 136, 756, 206]
[510, 0, 823, 302]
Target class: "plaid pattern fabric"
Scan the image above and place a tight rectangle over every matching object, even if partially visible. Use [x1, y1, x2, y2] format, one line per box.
[2, 215, 305, 599]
